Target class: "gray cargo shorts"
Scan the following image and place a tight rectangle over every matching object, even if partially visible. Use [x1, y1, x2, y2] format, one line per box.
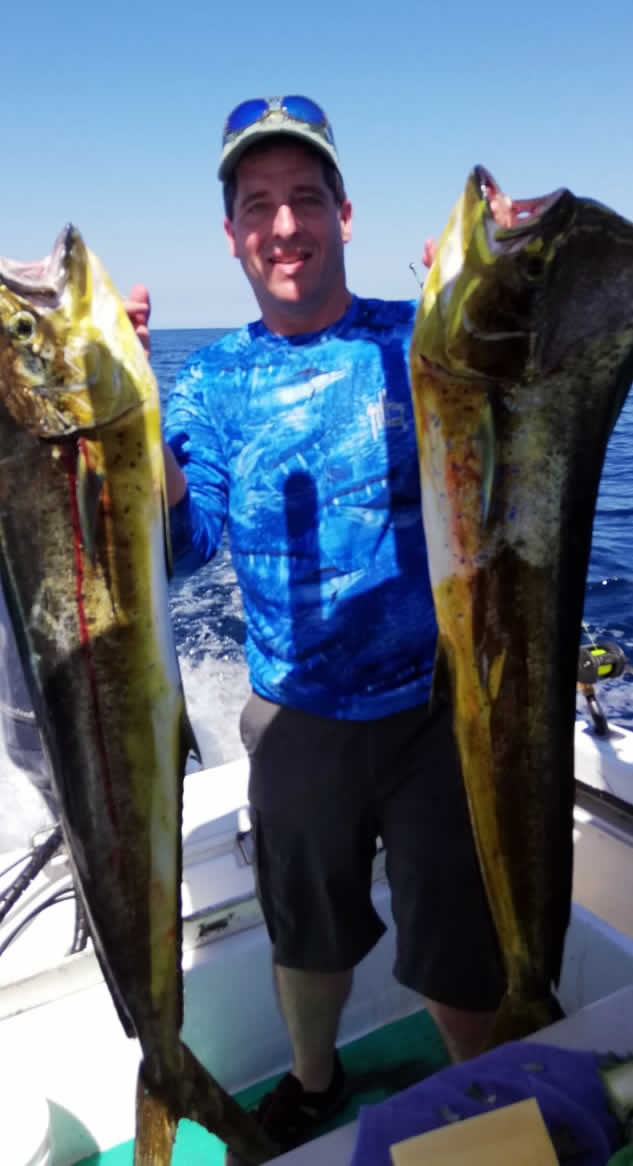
[240, 691, 506, 1011]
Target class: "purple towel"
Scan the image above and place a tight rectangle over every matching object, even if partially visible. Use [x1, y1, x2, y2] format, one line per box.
[350, 1042, 621, 1165]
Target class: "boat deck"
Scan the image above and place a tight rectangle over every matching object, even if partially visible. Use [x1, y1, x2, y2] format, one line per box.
[80, 1008, 449, 1165]
[275, 983, 633, 1166]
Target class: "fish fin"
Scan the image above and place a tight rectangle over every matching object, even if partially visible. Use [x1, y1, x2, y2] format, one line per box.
[181, 708, 201, 767]
[135, 1060, 178, 1165]
[430, 638, 453, 710]
[161, 478, 174, 581]
[473, 399, 496, 525]
[76, 439, 105, 562]
[488, 990, 557, 1047]
[177, 1040, 278, 1162]
[73, 883, 138, 1039]
[487, 649, 506, 701]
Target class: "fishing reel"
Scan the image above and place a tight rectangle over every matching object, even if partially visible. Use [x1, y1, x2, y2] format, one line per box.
[577, 641, 631, 736]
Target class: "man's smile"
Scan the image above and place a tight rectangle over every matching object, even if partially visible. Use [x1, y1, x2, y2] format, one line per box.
[270, 250, 312, 273]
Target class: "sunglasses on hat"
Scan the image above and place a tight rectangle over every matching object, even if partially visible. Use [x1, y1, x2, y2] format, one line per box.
[222, 95, 336, 147]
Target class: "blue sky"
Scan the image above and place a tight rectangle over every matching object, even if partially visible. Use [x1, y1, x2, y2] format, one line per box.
[3, 0, 632, 328]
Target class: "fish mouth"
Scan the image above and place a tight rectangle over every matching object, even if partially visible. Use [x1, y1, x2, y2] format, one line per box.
[0, 225, 76, 304]
[474, 165, 567, 236]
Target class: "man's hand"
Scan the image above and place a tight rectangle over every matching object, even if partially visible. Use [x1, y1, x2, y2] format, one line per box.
[422, 238, 436, 270]
[124, 284, 151, 356]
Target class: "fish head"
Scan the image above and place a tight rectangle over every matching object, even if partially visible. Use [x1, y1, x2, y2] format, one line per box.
[412, 166, 581, 383]
[0, 225, 154, 440]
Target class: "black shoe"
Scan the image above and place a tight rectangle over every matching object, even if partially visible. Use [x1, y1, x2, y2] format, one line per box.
[224, 1053, 347, 1164]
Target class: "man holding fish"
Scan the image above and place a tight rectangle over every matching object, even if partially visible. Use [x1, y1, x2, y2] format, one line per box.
[127, 95, 507, 1159]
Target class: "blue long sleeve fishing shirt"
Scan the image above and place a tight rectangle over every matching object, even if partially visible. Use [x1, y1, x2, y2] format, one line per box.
[165, 295, 438, 719]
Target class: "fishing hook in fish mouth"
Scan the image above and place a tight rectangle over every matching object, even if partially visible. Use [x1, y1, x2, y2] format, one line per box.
[474, 165, 565, 231]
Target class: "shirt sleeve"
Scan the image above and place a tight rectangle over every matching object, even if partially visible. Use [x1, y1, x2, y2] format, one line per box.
[163, 353, 229, 574]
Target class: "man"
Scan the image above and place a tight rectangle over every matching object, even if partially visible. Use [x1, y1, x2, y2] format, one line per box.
[136, 96, 505, 1159]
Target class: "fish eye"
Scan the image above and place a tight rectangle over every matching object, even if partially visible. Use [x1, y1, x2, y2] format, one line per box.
[9, 311, 37, 341]
[522, 254, 546, 282]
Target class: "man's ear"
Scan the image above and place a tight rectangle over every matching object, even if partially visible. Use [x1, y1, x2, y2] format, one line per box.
[224, 218, 238, 258]
[339, 199, 353, 244]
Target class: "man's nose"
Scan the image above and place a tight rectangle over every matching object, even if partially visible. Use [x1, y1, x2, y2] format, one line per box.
[272, 203, 298, 237]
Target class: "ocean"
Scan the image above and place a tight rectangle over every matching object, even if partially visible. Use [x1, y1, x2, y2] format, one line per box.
[154, 327, 633, 749]
[0, 326, 631, 845]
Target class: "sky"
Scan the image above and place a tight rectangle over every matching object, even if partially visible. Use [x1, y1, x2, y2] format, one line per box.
[3, 0, 633, 328]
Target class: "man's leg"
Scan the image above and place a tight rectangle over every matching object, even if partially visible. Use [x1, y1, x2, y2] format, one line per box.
[232, 694, 383, 1159]
[275, 962, 496, 1073]
[224, 962, 353, 1163]
[377, 701, 507, 1063]
[424, 998, 497, 1063]
[274, 965, 353, 1089]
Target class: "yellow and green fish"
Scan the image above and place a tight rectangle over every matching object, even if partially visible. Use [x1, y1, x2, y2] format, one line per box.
[0, 226, 277, 1164]
[410, 168, 633, 1042]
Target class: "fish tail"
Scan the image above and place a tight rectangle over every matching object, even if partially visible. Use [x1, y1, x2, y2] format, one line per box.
[488, 990, 562, 1047]
[177, 1040, 279, 1164]
[134, 1062, 178, 1165]
[135, 1042, 279, 1165]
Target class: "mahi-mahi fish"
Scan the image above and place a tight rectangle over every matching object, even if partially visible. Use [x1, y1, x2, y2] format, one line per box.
[410, 168, 633, 1042]
[0, 227, 278, 1164]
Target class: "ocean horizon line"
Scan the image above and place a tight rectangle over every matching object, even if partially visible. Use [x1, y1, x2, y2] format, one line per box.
[152, 324, 235, 333]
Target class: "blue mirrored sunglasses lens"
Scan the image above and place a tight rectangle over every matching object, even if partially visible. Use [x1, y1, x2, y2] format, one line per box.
[224, 98, 270, 136]
[282, 96, 335, 145]
[282, 95, 327, 125]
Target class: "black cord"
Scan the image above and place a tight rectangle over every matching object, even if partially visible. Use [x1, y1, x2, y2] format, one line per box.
[68, 892, 90, 955]
[0, 886, 75, 958]
[0, 825, 64, 924]
[0, 851, 33, 882]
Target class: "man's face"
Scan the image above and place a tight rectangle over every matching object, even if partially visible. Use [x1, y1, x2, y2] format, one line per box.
[224, 141, 352, 334]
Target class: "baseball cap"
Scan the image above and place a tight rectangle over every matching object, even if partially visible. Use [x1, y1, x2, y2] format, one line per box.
[218, 95, 340, 181]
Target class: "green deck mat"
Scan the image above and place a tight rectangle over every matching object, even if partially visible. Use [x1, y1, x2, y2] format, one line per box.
[81, 1007, 449, 1163]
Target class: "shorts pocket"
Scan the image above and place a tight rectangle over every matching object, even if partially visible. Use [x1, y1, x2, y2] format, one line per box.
[239, 691, 280, 756]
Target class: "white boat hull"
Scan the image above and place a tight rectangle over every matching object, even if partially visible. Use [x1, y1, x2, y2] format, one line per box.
[0, 719, 632, 1163]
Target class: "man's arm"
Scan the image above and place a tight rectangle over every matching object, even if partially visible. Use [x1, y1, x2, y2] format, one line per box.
[162, 440, 187, 506]
[123, 284, 229, 566]
[123, 283, 188, 508]
[164, 353, 230, 570]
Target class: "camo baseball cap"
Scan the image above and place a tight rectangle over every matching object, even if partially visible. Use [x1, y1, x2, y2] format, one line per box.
[218, 95, 340, 181]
